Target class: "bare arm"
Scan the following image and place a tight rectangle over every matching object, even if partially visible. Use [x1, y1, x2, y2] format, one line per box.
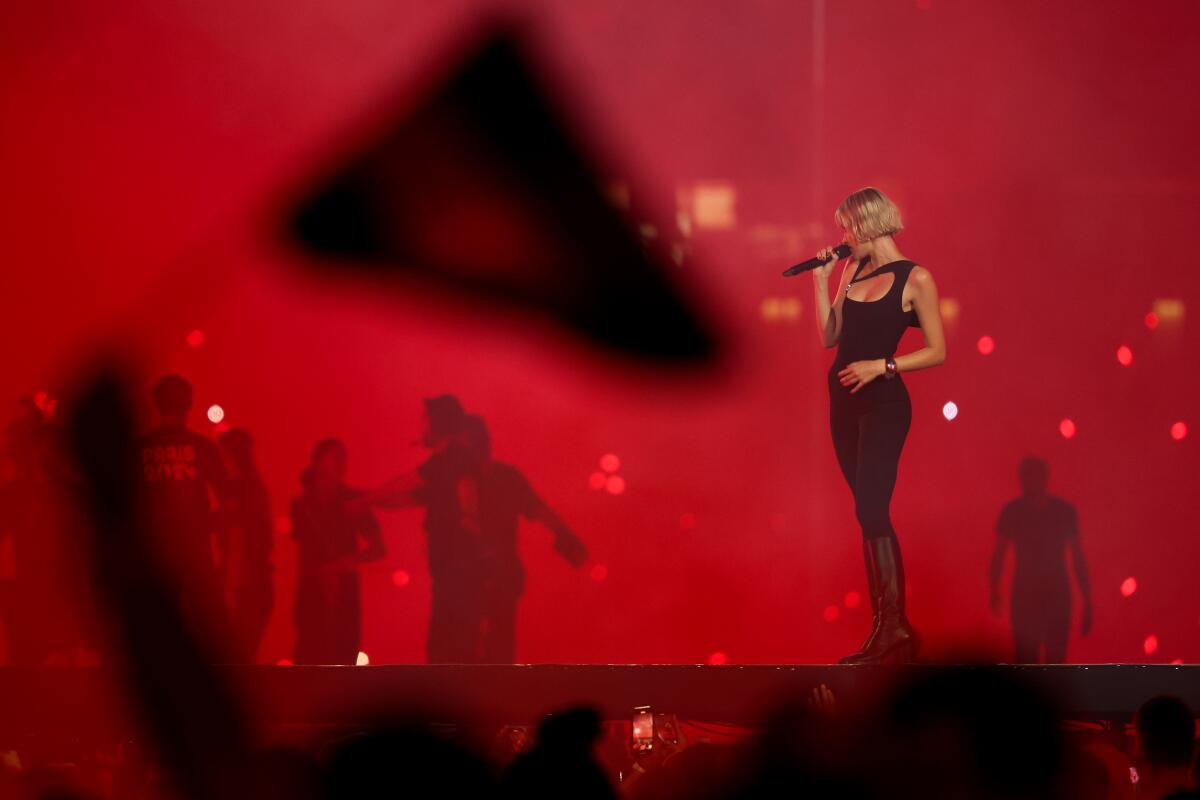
[812, 250, 855, 348]
[988, 536, 1009, 596]
[1068, 539, 1091, 602]
[894, 266, 946, 373]
[529, 499, 588, 567]
[988, 536, 1009, 616]
[347, 473, 423, 514]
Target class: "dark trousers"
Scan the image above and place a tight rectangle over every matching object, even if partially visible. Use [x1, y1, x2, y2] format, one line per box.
[830, 394, 912, 541]
[1011, 589, 1071, 663]
[231, 574, 273, 663]
[427, 579, 519, 664]
[294, 572, 360, 665]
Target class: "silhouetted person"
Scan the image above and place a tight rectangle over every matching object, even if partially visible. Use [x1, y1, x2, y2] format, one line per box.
[368, 397, 587, 663]
[217, 428, 274, 662]
[1134, 696, 1198, 800]
[989, 456, 1093, 663]
[501, 708, 616, 800]
[291, 438, 384, 665]
[323, 722, 495, 799]
[138, 375, 232, 642]
[876, 666, 1067, 800]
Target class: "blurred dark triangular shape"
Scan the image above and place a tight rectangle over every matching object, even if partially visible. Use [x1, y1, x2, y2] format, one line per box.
[290, 23, 718, 363]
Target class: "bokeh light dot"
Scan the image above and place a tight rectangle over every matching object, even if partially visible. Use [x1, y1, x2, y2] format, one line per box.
[822, 604, 840, 623]
[1143, 635, 1159, 656]
[1116, 345, 1133, 367]
[1171, 422, 1187, 441]
[942, 401, 958, 421]
[707, 651, 728, 665]
[207, 404, 225, 424]
[588, 471, 607, 490]
[356, 651, 370, 666]
[276, 659, 294, 666]
[599, 453, 621, 473]
[605, 475, 626, 495]
[1120, 577, 1137, 597]
[679, 512, 696, 531]
[976, 336, 995, 355]
[844, 591, 861, 609]
[186, 329, 205, 348]
[1145, 311, 1159, 330]
[392, 569, 411, 588]
[1059, 419, 1076, 439]
[590, 564, 608, 582]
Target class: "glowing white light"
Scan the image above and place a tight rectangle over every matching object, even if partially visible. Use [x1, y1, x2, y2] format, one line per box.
[207, 404, 225, 424]
[942, 401, 958, 421]
[356, 651, 370, 666]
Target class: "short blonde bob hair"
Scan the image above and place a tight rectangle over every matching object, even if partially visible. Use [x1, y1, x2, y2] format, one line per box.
[835, 187, 903, 242]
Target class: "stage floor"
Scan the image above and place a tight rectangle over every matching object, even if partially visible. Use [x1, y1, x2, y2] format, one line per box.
[2, 664, 1196, 735]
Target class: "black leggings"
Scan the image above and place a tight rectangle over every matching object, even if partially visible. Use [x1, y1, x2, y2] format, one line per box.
[830, 396, 911, 541]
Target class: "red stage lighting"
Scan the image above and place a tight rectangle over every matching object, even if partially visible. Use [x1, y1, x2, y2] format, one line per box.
[1120, 577, 1137, 597]
[1116, 345, 1133, 366]
[605, 475, 626, 495]
[1059, 419, 1076, 439]
[600, 453, 621, 473]
[976, 335, 995, 355]
[1170, 422, 1187, 441]
[392, 569, 411, 587]
[1143, 635, 1159, 656]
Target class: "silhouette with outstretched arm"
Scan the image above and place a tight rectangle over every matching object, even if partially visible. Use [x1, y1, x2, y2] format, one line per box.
[362, 396, 587, 663]
[989, 456, 1093, 663]
[290, 438, 384, 665]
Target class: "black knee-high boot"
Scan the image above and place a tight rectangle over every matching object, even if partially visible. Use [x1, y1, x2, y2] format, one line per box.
[839, 536, 918, 665]
[839, 541, 880, 664]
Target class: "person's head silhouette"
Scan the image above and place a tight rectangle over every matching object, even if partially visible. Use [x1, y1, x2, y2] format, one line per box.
[1018, 456, 1049, 497]
[302, 437, 347, 496]
[422, 394, 465, 449]
[152, 375, 193, 424]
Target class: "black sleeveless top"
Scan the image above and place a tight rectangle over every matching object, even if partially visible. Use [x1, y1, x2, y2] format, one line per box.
[828, 260, 921, 409]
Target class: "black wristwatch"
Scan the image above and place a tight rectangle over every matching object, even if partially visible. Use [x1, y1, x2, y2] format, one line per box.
[883, 357, 898, 380]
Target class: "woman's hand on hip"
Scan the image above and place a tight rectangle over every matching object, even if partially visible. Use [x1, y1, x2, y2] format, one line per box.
[838, 359, 886, 393]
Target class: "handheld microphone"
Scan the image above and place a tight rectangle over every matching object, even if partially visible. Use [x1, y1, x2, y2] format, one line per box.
[782, 243, 851, 277]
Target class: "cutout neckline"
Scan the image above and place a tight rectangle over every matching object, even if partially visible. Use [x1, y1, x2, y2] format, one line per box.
[845, 260, 911, 304]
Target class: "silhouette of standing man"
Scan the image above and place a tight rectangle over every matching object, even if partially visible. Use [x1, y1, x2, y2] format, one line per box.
[138, 375, 232, 641]
[368, 396, 587, 663]
[989, 456, 1093, 663]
